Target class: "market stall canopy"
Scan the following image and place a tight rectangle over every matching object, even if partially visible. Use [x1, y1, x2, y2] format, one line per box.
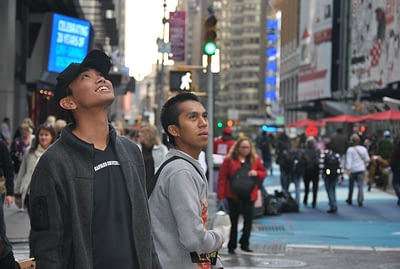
[360, 109, 400, 121]
[286, 118, 325, 128]
[322, 114, 362, 123]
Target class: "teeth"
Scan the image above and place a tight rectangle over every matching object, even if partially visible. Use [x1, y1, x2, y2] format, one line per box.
[97, 86, 108, 92]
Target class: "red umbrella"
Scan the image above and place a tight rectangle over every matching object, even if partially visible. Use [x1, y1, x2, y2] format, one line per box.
[322, 114, 361, 123]
[360, 109, 400, 121]
[286, 118, 325, 128]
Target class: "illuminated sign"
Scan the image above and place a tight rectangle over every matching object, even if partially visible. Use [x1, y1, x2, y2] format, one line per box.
[169, 70, 193, 91]
[266, 19, 278, 31]
[48, 13, 91, 73]
[265, 18, 279, 102]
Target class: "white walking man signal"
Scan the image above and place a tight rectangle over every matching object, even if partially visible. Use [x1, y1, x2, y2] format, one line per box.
[180, 72, 192, 90]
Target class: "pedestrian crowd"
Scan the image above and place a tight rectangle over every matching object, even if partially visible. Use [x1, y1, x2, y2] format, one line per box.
[0, 49, 399, 269]
[272, 127, 400, 214]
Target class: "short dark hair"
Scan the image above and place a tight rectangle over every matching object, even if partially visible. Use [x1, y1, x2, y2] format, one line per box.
[160, 92, 200, 146]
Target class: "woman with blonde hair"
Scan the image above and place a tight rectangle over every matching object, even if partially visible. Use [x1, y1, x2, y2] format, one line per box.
[138, 123, 168, 184]
[10, 123, 34, 174]
[217, 136, 266, 254]
[345, 134, 370, 207]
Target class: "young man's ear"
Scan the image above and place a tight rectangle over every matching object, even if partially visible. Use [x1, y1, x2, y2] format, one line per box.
[167, 125, 179, 137]
[59, 96, 77, 110]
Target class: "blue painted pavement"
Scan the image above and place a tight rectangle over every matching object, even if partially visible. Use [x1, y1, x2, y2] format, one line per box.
[250, 164, 400, 249]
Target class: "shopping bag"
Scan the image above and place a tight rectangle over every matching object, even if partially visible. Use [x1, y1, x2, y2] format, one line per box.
[211, 203, 231, 247]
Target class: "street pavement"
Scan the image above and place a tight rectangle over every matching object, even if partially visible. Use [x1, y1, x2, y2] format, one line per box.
[4, 163, 400, 268]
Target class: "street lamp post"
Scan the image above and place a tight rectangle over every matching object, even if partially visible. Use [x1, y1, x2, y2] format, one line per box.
[206, 55, 214, 192]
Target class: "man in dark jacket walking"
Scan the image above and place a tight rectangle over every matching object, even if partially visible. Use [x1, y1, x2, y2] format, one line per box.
[29, 50, 161, 269]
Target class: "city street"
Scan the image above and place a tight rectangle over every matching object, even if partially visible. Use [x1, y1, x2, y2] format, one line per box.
[5, 164, 400, 268]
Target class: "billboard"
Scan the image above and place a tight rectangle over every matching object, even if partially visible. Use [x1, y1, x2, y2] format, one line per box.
[350, 0, 400, 91]
[48, 13, 91, 73]
[298, 0, 333, 101]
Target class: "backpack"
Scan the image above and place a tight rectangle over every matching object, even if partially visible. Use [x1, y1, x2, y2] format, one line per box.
[322, 150, 341, 178]
[258, 136, 270, 152]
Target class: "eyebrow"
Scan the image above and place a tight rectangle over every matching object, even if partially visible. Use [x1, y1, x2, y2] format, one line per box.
[186, 111, 208, 117]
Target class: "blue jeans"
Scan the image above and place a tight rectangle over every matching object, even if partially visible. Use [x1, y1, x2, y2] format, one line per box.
[348, 171, 365, 205]
[281, 171, 301, 206]
[324, 176, 338, 209]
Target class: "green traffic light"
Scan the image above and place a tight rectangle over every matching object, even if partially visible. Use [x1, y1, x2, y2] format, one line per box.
[204, 41, 217, 55]
[217, 121, 223, 128]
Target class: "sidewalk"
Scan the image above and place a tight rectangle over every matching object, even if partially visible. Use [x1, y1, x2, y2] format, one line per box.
[5, 164, 400, 268]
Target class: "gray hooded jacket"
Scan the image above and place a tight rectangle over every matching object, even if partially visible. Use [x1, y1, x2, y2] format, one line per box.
[149, 149, 223, 269]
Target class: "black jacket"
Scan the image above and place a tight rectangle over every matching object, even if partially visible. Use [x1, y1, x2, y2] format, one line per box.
[29, 124, 161, 269]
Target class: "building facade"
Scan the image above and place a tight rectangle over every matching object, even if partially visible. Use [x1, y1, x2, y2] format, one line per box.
[0, 0, 126, 132]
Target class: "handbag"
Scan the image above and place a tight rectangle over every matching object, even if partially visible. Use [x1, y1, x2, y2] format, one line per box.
[211, 203, 231, 248]
[230, 160, 258, 199]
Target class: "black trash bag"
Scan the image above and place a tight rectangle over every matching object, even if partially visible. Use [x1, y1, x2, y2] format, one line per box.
[274, 190, 299, 213]
[260, 188, 281, 216]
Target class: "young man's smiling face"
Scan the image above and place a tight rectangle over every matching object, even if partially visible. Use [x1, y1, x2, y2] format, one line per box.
[67, 68, 114, 109]
[170, 100, 208, 158]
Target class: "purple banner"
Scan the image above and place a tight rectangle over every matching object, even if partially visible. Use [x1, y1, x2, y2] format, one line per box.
[169, 11, 186, 61]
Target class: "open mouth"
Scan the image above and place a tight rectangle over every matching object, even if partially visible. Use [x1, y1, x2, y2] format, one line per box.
[96, 86, 110, 92]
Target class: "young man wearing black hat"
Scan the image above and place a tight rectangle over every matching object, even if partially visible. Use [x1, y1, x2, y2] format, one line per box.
[29, 50, 161, 269]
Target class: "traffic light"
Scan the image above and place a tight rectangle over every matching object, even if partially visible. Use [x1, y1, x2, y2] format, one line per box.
[203, 15, 217, 55]
[359, 125, 367, 134]
[217, 121, 223, 128]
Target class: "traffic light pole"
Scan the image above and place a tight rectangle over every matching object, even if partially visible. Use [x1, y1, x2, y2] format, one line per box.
[206, 55, 214, 192]
[156, 0, 168, 135]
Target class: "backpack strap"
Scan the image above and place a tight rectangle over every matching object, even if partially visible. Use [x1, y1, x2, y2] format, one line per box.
[147, 155, 203, 198]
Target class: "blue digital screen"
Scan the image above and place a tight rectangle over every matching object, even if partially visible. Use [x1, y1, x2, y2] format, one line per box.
[265, 90, 277, 100]
[265, 76, 277, 86]
[267, 33, 278, 44]
[266, 47, 277, 57]
[47, 13, 91, 73]
[267, 60, 277, 72]
[266, 19, 278, 31]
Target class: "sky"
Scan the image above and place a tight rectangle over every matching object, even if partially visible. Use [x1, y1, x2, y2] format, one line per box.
[125, 1, 177, 80]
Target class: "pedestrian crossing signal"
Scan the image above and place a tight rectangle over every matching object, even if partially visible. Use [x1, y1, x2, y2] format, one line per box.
[169, 70, 193, 91]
